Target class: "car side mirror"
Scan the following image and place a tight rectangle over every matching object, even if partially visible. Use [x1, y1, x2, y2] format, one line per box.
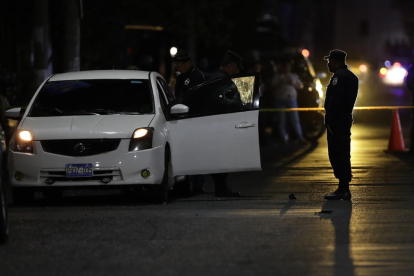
[170, 104, 189, 115]
[5, 107, 23, 120]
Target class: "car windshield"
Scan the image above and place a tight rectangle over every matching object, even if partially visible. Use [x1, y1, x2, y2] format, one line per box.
[28, 79, 154, 117]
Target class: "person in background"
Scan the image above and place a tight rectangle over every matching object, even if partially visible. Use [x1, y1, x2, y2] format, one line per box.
[272, 58, 307, 145]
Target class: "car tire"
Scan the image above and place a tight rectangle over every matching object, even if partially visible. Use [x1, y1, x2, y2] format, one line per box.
[12, 187, 35, 205]
[43, 189, 63, 202]
[301, 111, 326, 141]
[152, 148, 171, 204]
[0, 183, 8, 244]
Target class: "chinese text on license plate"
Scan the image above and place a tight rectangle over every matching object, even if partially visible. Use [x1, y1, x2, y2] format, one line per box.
[66, 164, 93, 178]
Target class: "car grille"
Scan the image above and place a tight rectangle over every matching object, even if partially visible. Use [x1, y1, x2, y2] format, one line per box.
[41, 139, 121, 156]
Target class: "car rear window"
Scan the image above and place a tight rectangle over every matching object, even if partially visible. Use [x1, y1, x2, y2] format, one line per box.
[28, 79, 153, 117]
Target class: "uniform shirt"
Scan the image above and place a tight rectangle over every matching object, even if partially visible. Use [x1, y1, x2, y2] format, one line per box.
[175, 67, 205, 98]
[324, 65, 359, 125]
[209, 69, 228, 80]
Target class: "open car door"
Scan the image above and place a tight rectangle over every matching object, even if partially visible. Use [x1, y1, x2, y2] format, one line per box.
[167, 73, 261, 176]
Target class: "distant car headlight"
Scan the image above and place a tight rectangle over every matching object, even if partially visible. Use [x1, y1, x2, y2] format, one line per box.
[14, 130, 34, 153]
[383, 66, 407, 85]
[129, 127, 154, 151]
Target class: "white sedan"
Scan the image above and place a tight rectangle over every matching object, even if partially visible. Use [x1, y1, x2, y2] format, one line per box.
[6, 70, 261, 203]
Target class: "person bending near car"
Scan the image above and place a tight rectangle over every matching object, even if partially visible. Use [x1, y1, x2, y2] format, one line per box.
[323, 50, 359, 200]
[207, 50, 244, 197]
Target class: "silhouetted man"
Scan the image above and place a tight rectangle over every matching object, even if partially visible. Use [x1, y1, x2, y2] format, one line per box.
[323, 50, 359, 200]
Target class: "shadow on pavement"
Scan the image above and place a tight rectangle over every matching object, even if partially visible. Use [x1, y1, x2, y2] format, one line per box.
[317, 200, 354, 276]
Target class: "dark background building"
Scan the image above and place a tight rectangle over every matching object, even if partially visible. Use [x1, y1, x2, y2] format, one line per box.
[1, 0, 413, 103]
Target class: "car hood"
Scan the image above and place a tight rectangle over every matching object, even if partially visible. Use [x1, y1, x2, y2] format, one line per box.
[20, 115, 155, 140]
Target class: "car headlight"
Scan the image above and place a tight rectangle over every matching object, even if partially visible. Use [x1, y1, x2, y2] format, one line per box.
[129, 127, 154, 151]
[14, 130, 34, 153]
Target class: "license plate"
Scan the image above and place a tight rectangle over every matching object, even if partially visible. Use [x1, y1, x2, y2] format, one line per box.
[66, 163, 93, 178]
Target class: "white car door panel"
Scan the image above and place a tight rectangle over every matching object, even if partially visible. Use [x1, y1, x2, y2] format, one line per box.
[168, 110, 260, 175]
[168, 74, 261, 175]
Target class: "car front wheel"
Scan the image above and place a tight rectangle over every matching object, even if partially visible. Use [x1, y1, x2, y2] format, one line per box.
[152, 147, 171, 204]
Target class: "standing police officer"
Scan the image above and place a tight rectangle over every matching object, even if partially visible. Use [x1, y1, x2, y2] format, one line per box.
[174, 50, 205, 98]
[323, 50, 359, 200]
[173, 50, 206, 193]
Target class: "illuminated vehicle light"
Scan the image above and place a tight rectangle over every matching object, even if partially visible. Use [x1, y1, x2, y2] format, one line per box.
[379, 67, 387, 77]
[133, 128, 148, 138]
[302, 49, 310, 58]
[19, 131, 33, 141]
[384, 67, 407, 85]
[359, 64, 368, 73]
[393, 62, 402, 67]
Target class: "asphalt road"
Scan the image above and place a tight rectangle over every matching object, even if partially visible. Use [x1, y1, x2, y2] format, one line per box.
[1, 83, 414, 276]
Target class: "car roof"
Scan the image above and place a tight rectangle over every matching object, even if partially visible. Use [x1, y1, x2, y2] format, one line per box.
[48, 70, 151, 81]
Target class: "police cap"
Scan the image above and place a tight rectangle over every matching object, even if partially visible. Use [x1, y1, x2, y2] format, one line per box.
[222, 50, 244, 70]
[324, 49, 347, 62]
[174, 50, 191, 62]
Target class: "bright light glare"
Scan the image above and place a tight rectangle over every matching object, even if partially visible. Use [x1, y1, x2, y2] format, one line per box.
[359, 64, 368, 73]
[315, 79, 323, 99]
[301, 49, 310, 58]
[170, 47, 178, 57]
[393, 62, 402, 67]
[379, 67, 387, 77]
[384, 67, 407, 85]
[19, 131, 32, 141]
[133, 129, 148, 138]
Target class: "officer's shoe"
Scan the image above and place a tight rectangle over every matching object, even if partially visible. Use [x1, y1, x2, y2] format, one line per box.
[215, 186, 241, 197]
[324, 189, 351, 200]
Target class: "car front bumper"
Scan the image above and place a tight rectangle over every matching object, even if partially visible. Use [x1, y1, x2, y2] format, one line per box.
[9, 140, 165, 187]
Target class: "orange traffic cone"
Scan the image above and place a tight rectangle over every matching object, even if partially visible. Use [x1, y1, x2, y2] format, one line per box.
[384, 110, 408, 152]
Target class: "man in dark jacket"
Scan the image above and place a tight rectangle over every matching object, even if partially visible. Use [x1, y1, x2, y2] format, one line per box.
[323, 50, 359, 200]
[209, 50, 243, 80]
[209, 50, 244, 197]
[174, 50, 205, 98]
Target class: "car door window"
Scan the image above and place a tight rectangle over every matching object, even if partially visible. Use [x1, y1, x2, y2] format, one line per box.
[156, 82, 168, 111]
[171, 74, 258, 119]
[157, 77, 175, 103]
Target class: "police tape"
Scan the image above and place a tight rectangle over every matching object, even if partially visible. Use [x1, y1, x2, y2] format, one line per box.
[259, 106, 414, 112]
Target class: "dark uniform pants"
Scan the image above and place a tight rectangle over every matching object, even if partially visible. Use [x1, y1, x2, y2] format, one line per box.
[327, 123, 352, 183]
